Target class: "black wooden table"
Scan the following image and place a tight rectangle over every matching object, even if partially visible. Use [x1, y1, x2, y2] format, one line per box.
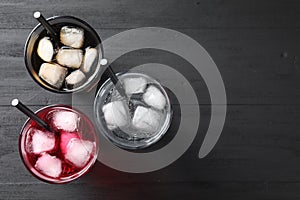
[1, 0, 300, 199]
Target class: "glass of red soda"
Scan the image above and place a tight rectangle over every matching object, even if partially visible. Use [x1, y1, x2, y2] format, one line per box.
[19, 105, 99, 183]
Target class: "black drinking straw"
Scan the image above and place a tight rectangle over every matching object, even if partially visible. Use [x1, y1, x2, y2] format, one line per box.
[33, 11, 59, 43]
[107, 66, 127, 97]
[11, 99, 52, 132]
[100, 59, 127, 98]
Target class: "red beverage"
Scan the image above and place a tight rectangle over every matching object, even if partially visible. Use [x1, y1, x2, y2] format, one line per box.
[19, 105, 99, 183]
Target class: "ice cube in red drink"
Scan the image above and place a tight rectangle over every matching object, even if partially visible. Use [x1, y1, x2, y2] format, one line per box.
[28, 128, 56, 154]
[35, 153, 62, 178]
[60, 131, 79, 154]
[64, 138, 95, 168]
[50, 110, 80, 132]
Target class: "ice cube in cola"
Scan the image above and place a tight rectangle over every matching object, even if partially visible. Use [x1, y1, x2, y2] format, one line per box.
[19, 105, 98, 183]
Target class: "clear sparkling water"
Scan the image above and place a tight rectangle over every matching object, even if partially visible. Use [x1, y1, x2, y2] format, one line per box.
[94, 72, 172, 149]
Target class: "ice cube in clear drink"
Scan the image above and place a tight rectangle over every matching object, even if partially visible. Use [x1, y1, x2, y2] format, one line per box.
[143, 85, 166, 110]
[102, 100, 129, 130]
[132, 106, 161, 133]
[123, 77, 147, 95]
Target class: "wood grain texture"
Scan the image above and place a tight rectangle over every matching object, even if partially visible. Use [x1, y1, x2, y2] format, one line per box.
[0, 0, 299, 29]
[0, 0, 300, 199]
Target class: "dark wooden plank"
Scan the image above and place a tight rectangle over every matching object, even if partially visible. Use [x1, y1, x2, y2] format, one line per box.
[0, 0, 299, 29]
[1, 0, 300, 199]
[0, 58, 72, 106]
[0, 28, 299, 105]
[2, 181, 300, 200]
[2, 105, 300, 184]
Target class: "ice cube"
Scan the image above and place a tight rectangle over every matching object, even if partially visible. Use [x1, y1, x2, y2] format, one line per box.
[60, 26, 84, 48]
[123, 77, 147, 95]
[143, 85, 167, 110]
[56, 49, 83, 69]
[35, 153, 62, 178]
[37, 37, 54, 62]
[132, 106, 161, 133]
[65, 138, 94, 168]
[81, 47, 97, 73]
[65, 70, 86, 89]
[60, 131, 80, 154]
[102, 101, 129, 130]
[38, 63, 68, 89]
[82, 140, 94, 154]
[52, 111, 79, 132]
[31, 128, 55, 154]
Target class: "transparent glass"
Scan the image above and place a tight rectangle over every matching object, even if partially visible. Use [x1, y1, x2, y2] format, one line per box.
[24, 16, 103, 93]
[94, 72, 172, 149]
[19, 105, 99, 183]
